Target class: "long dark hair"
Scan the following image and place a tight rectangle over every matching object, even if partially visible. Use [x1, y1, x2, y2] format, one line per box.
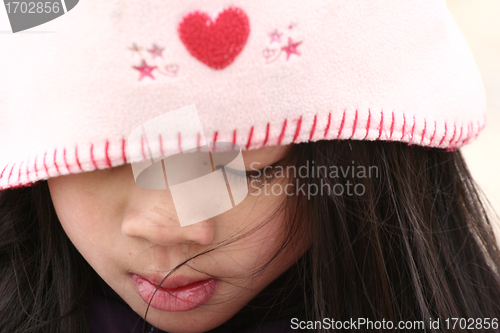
[294, 140, 500, 331]
[1, 140, 500, 332]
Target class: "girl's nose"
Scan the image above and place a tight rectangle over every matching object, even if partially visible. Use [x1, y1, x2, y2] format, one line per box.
[121, 208, 215, 246]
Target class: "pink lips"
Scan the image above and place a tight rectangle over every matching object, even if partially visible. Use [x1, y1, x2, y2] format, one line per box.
[131, 274, 217, 312]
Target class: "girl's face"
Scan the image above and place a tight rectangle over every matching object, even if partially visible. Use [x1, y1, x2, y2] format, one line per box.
[47, 145, 304, 333]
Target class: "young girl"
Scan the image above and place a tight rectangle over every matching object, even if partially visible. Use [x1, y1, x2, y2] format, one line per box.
[1, 0, 499, 332]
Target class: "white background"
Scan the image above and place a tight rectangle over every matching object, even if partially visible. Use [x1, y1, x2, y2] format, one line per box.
[447, 0, 500, 232]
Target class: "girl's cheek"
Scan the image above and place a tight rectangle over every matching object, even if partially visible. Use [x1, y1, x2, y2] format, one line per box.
[48, 177, 123, 264]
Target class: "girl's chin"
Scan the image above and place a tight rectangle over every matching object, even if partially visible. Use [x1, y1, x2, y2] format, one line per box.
[141, 308, 236, 333]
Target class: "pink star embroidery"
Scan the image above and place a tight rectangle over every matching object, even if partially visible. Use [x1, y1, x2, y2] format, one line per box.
[129, 43, 142, 55]
[268, 29, 282, 43]
[281, 38, 302, 60]
[148, 44, 164, 59]
[133, 59, 157, 81]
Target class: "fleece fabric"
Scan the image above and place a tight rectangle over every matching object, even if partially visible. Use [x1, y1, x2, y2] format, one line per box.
[0, 0, 486, 189]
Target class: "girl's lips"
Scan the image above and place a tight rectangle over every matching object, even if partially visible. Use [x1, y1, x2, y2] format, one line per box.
[131, 274, 217, 312]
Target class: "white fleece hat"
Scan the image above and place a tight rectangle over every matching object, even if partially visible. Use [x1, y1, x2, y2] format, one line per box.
[0, 0, 486, 190]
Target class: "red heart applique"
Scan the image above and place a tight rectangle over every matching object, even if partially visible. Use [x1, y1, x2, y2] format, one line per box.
[178, 7, 250, 70]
